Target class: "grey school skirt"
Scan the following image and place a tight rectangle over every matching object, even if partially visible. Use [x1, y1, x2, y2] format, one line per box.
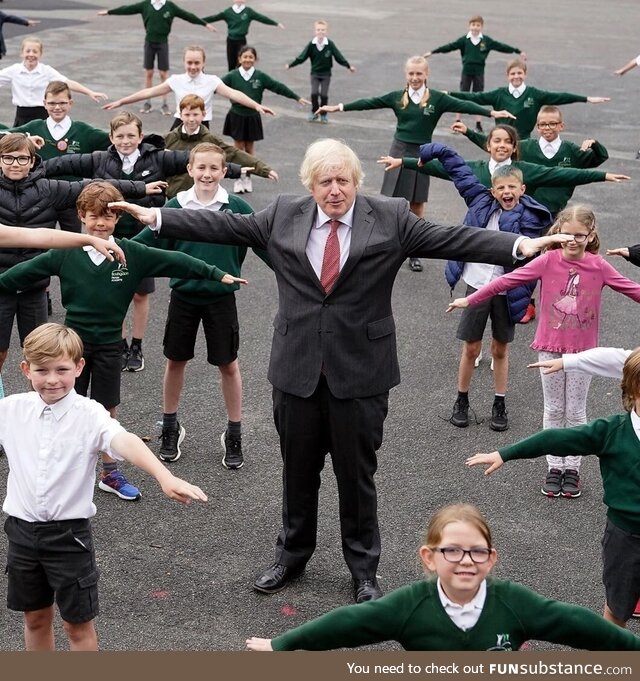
[381, 138, 430, 203]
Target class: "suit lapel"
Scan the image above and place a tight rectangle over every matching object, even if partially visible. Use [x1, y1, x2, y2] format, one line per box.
[293, 198, 324, 290]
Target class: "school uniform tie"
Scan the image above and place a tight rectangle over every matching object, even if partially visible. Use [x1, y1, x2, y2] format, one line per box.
[320, 219, 341, 293]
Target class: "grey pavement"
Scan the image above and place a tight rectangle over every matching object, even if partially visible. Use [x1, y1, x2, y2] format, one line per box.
[1, 0, 640, 651]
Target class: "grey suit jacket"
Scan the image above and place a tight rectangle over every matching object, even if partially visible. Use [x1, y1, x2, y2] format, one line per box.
[160, 193, 521, 399]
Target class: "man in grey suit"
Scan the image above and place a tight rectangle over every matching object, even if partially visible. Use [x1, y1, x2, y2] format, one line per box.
[112, 138, 566, 603]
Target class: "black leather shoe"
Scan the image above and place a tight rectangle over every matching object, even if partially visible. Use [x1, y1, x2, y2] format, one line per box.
[408, 258, 423, 272]
[354, 578, 383, 603]
[253, 563, 304, 594]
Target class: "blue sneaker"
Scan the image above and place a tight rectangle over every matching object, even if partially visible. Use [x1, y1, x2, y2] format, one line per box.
[98, 470, 142, 501]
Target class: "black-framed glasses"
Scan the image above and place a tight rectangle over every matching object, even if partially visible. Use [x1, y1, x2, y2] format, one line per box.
[537, 121, 561, 129]
[45, 100, 71, 108]
[0, 155, 32, 166]
[559, 232, 589, 243]
[436, 547, 492, 563]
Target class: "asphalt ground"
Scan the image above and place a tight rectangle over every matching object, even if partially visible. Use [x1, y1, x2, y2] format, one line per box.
[0, 0, 640, 651]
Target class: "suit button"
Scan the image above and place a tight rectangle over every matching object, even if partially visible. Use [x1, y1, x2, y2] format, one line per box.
[322, 302, 330, 307]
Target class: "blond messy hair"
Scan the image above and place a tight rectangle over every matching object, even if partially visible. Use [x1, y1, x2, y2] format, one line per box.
[299, 138, 363, 190]
[23, 323, 84, 366]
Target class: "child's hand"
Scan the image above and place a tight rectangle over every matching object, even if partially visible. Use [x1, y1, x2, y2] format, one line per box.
[349, 66, 357, 73]
[490, 109, 516, 119]
[221, 274, 248, 286]
[277, 23, 285, 29]
[246, 637, 274, 651]
[108, 201, 157, 225]
[377, 156, 401, 171]
[587, 96, 610, 104]
[89, 91, 108, 103]
[267, 170, 279, 181]
[298, 97, 311, 106]
[30, 135, 46, 150]
[256, 104, 275, 116]
[606, 247, 630, 258]
[89, 236, 126, 266]
[97, 10, 108, 15]
[519, 51, 528, 61]
[579, 139, 596, 151]
[423, 51, 432, 58]
[241, 166, 255, 176]
[528, 358, 564, 374]
[160, 476, 208, 505]
[316, 104, 339, 114]
[446, 297, 469, 312]
[604, 173, 630, 182]
[465, 451, 504, 475]
[144, 180, 168, 195]
[450, 121, 468, 135]
[102, 100, 123, 111]
[205, 23, 217, 32]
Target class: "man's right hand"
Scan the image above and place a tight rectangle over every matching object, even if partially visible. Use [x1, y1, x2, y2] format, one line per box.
[517, 233, 572, 258]
[108, 201, 157, 225]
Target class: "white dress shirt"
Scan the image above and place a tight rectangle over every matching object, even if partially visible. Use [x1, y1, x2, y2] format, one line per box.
[312, 36, 328, 51]
[437, 578, 487, 631]
[538, 135, 562, 159]
[83, 235, 116, 266]
[175, 184, 228, 212]
[46, 115, 72, 140]
[0, 390, 125, 522]
[488, 158, 512, 176]
[0, 61, 67, 106]
[409, 85, 426, 105]
[463, 210, 505, 290]
[119, 149, 140, 174]
[151, 0, 167, 9]
[466, 31, 483, 46]
[305, 204, 355, 280]
[165, 72, 222, 121]
[232, 3, 245, 13]
[630, 409, 640, 443]
[508, 83, 527, 99]
[239, 66, 255, 81]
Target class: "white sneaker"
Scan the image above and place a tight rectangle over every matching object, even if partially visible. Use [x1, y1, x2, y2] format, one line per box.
[233, 179, 244, 194]
[474, 351, 483, 368]
[242, 175, 253, 193]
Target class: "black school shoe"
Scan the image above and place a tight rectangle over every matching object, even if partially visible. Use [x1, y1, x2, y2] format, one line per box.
[450, 396, 469, 428]
[408, 258, 423, 272]
[489, 400, 508, 431]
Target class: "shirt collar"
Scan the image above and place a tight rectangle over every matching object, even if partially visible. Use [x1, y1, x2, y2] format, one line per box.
[180, 125, 201, 136]
[239, 66, 255, 80]
[631, 409, 640, 440]
[232, 3, 245, 12]
[538, 136, 562, 154]
[312, 36, 328, 47]
[151, 0, 167, 9]
[437, 577, 487, 611]
[409, 85, 426, 101]
[83, 235, 115, 255]
[508, 83, 527, 97]
[182, 184, 229, 208]
[36, 389, 77, 420]
[488, 158, 512, 175]
[315, 202, 355, 229]
[466, 31, 483, 44]
[118, 149, 140, 165]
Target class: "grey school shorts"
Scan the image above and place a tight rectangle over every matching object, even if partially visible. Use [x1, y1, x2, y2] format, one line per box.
[601, 519, 640, 621]
[456, 285, 515, 344]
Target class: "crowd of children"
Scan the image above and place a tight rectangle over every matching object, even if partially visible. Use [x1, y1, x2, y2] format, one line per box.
[0, 0, 639, 654]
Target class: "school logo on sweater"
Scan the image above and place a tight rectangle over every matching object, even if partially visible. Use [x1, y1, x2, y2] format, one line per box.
[422, 104, 436, 116]
[487, 633, 513, 651]
[111, 262, 129, 283]
[523, 97, 535, 108]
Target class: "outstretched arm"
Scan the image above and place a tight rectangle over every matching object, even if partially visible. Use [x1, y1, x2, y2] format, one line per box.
[214, 82, 275, 116]
[66, 79, 107, 103]
[103, 82, 172, 110]
[465, 451, 504, 475]
[246, 638, 274, 651]
[614, 58, 639, 76]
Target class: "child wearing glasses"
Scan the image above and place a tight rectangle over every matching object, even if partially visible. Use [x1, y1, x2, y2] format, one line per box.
[246, 504, 640, 650]
[468, 348, 640, 628]
[448, 205, 640, 498]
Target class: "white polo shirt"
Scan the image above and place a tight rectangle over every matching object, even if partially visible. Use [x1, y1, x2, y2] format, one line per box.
[0, 390, 125, 522]
[165, 72, 223, 121]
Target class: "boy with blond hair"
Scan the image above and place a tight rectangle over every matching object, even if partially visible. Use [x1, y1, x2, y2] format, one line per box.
[0, 323, 207, 650]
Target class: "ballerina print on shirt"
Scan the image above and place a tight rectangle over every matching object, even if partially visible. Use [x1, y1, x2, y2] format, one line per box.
[551, 268, 582, 329]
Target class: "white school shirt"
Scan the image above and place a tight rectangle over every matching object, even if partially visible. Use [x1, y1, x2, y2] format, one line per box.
[0, 62, 67, 106]
[631, 409, 640, 443]
[151, 0, 167, 10]
[175, 184, 228, 211]
[83, 235, 117, 266]
[0, 390, 125, 522]
[508, 83, 527, 99]
[312, 36, 328, 51]
[462, 209, 505, 290]
[538, 135, 562, 159]
[232, 3, 245, 13]
[466, 31, 483, 46]
[488, 158, 511, 176]
[409, 85, 426, 105]
[437, 578, 487, 631]
[119, 148, 140, 174]
[305, 203, 355, 279]
[165, 72, 222, 121]
[239, 66, 255, 81]
[46, 115, 72, 140]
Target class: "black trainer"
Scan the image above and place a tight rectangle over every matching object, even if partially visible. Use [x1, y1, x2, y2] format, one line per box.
[158, 422, 185, 463]
[490, 400, 509, 431]
[127, 345, 144, 372]
[450, 397, 469, 428]
[221, 430, 244, 469]
[120, 339, 130, 371]
[541, 468, 563, 497]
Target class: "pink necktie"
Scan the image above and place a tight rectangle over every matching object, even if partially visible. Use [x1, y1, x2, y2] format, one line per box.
[320, 219, 340, 293]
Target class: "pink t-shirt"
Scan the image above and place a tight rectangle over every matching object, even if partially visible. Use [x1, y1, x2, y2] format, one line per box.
[467, 249, 640, 353]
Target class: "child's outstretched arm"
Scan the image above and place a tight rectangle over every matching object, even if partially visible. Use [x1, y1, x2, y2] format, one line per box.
[529, 347, 631, 378]
[466, 451, 505, 475]
[614, 58, 639, 76]
[246, 638, 273, 651]
[446, 296, 470, 312]
[110, 432, 207, 505]
[216, 82, 275, 116]
[66, 79, 107, 103]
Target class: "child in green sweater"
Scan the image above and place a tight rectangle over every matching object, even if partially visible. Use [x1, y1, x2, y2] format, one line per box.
[287, 19, 355, 123]
[467, 347, 640, 627]
[204, 1, 284, 72]
[98, 1, 215, 115]
[223, 46, 307, 193]
[450, 58, 610, 139]
[246, 503, 640, 650]
[134, 143, 262, 471]
[424, 14, 523, 133]
[0, 181, 245, 501]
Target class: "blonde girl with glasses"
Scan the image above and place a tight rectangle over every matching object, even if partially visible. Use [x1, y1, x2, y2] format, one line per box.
[245, 504, 640, 650]
[448, 205, 640, 498]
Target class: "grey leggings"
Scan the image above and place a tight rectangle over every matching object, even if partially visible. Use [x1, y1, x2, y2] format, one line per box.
[310, 75, 331, 112]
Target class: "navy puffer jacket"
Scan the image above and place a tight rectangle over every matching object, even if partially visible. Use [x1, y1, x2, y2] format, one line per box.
[419, 142, 552, 323]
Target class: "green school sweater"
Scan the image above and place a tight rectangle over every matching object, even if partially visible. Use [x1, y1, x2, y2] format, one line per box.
[450, 86, 588, 139]
[108, 1, 207, 43]
[431, 35, 521, 76]
[0, 239, 225, 344]
[461, 127, 609, 213]
[163, 127, 272, 197]
[344, 89, 491, 145]
[203, 6, 278, 39]
[403, 157, 606, 197]
[272, 579, 640, 651]
[288, 40, 351, 77]
[500, 413, 640, 534]
[222, 69, 300, 115]
[12, 119, 110, 181]
[134, 194, 261, 303]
